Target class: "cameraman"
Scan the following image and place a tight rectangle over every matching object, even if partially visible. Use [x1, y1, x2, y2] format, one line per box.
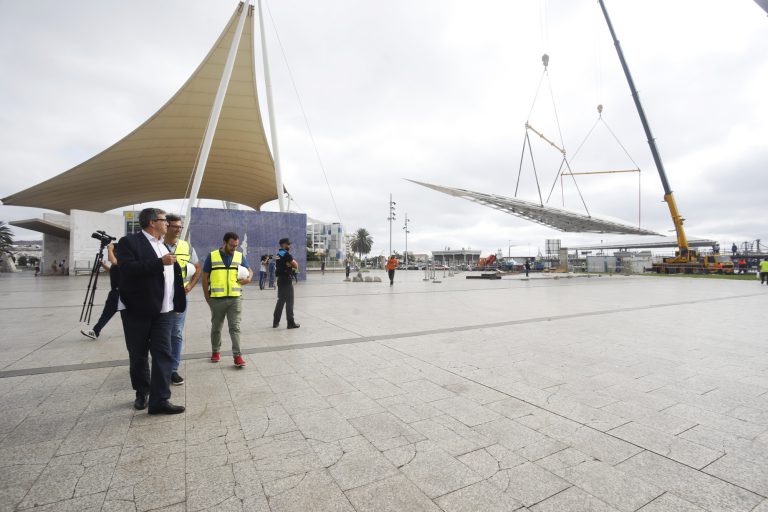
[81, 242, 119, 340]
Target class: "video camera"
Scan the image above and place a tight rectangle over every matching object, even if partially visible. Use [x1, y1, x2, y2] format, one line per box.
[91, 230, 116, 246]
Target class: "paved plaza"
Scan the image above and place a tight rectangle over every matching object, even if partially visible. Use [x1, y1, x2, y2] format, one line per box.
[1, 270, 767, 512]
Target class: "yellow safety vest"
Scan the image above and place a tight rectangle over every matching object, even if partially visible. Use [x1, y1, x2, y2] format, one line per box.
[209, 250, 243, 298]
[174, 240, 191, 283]
[760, 260, 768, 273]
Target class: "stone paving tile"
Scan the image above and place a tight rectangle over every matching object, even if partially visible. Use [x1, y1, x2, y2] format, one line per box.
[349, 378, 406, 400]
[600, 400, 697, 435]
[702, 453, 768, 496]
[291, 407, 359, 443]
[530, 486, 620, 512]
[344, 474, 441, 512]
[487, 397, 537, 420]
[398, 379, 456, 403]
[490, 461, 570, 507]
[636, 492, 707, 511]
[663, 403, 767, 440]
[349, 412, 424, 451]
[436, 480, 523, 511]
[377, 394, 442, 424]
[607, 421, 723, 469]
[473, 418, 546, 451]
[555, 459, 663, 512]
[411, 415, 493, 456]
[616, 450, 763, 512]
[266, 469, 355, 512]
[430, 395, 502, 427]
[327, 391, 385, 419]
[17, 491, 107, 511]
[399, 444, 482, 498]
[327, 437, 399, 491]
[444, 380, 508, 404]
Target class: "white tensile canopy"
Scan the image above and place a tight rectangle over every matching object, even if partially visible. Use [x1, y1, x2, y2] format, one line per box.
[408, 180, 661, 236]
[2, 3, 276, 213]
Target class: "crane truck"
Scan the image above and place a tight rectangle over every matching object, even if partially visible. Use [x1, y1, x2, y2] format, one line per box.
[599, 1, 732, 275]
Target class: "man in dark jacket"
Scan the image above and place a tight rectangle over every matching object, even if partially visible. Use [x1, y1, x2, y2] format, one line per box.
[116, 208, 186, 414]
[273, 238, 300, 329]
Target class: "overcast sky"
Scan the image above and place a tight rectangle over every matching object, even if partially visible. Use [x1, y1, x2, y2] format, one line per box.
[1, 0, 766, 256]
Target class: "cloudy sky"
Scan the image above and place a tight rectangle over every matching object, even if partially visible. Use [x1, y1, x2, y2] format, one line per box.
[1, 0, 766, 257]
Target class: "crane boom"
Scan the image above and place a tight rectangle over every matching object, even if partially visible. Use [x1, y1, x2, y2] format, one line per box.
[597, 0, 691, 260]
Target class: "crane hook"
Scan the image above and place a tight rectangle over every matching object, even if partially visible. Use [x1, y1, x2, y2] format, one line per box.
[597, 104, 603, 118]
[542, 54, 549, 69]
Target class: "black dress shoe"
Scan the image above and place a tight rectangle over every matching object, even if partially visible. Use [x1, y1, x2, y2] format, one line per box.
[287, 323, 300, 329]
[272, 322, 279, 328]
[148, 401, 185, 415]
[134, 394, 148, 410]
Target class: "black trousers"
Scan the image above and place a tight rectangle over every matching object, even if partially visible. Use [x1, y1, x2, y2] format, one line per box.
[388, 269, 395, 283]
[120, 310, 174, 407]
[93, 288, 119, 336]
[761, 272, 768, 284]
[273, 277, 295, 325]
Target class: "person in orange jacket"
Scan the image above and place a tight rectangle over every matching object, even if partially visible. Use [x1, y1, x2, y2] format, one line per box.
[385, 255, 399, 286]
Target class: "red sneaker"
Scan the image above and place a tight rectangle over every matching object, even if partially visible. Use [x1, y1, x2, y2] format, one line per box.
[234, 355, 246, 367]
[211, 352, 221, 363]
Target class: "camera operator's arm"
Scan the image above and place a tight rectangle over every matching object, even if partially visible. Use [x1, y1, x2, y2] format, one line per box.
[116, 237, 164, 277]
[107, 243, 118, 266]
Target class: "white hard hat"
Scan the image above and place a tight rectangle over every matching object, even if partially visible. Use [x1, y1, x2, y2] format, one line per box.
[186, 262, 196, 279]
[237, 265, 249, 280]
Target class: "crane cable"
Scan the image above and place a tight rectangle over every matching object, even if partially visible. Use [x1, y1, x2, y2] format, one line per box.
[265, 3, 343, 225]
[515, 55, 590, 216]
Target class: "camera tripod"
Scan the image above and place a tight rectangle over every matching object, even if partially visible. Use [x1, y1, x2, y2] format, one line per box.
[79, 242, 109, 325]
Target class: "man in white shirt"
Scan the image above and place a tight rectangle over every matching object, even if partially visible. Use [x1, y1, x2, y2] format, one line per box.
[116, 208, 186, 414]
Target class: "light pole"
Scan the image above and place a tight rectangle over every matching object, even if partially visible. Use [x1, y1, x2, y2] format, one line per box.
[508, 240, 513, 258]
[388, 194, 396, 257]
[403, 214, 411, 270]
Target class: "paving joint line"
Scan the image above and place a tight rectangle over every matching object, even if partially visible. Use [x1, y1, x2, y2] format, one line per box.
[0, 292, 762, 379]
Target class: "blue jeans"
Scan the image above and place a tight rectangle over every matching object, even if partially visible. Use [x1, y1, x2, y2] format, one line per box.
[259, 271, 267, 289]
[170, 310, 186, 372]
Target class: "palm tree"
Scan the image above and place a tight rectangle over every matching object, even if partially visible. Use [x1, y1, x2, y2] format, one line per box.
[350, 228, 373, 262]
[0, 221, 13, 256]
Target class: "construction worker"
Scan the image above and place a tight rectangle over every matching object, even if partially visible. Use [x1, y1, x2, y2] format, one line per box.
[760, 258, 768, 285]
[385, 254, 399, 286]
[738, 258, 747, 275]
[163, 214, 201, 385]
[202, 232, 252, 367]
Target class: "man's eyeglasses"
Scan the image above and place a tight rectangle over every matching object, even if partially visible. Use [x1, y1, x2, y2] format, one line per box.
[169, 224, 183, 229]
[152, 218, 169, 224]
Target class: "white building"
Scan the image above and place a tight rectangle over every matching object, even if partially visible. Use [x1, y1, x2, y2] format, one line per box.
[307, 221, 346, 262]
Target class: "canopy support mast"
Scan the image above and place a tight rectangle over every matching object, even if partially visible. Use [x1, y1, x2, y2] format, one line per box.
[258, 0, 286, 212]
[182, 1, 250, 240]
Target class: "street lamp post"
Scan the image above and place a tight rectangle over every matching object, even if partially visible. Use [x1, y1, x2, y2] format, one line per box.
[403, 214, 411, 270]
[387, 194, 396, 257]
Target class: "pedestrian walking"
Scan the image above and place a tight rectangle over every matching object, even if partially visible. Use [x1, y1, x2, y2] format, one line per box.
[202, 232, 252, 367]
[345, 260, 351, 279]
[273, 238, 300, 329]
[163, 214, 202, 386]
[524, 259, 531, 277]
[760, 258, 768, 285]
[321, 259, 325, 275]
[81, 242, 120, 340]
[116, 208, 186, 414]
[267, 255, 276, 288]
[259, 255, 268, 290]
[385, 255, 398, 286]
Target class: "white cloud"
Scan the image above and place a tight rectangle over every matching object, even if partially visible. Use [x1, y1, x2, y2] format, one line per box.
[1, 0, 766, 255]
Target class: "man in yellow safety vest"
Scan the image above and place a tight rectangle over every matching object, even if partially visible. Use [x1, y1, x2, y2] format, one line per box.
[163, 214, 202, 385]
[202, 232, 253, 367]
[760, 258, 768, 285]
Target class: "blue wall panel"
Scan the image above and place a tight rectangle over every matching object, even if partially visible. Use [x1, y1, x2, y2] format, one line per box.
[189, 208, 307, 281]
